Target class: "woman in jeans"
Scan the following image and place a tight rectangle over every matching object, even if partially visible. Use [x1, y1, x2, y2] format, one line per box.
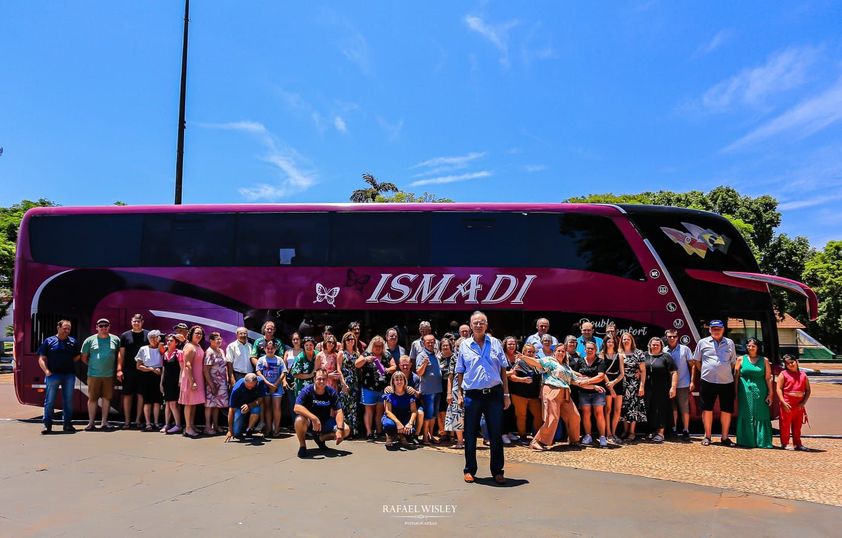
[355, 335, 391, 441]
[382, 371, 418, 450]
[571, 341, 609, 447]
[507, 343, 542, 444]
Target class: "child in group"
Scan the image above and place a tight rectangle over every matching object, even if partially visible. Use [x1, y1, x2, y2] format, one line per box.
[776, 354, 811, 451]
[256, 339, 288, 438]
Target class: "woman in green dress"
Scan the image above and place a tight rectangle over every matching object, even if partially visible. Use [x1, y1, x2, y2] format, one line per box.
[734, 337, 773, 448]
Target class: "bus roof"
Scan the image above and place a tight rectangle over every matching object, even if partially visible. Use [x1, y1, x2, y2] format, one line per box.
[21, 202, 731, 223]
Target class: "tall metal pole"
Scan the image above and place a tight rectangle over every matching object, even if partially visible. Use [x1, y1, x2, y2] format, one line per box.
[174, 0, 189, 205]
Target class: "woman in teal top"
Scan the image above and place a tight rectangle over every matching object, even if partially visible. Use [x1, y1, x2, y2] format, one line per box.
[734, 338, 773, 448]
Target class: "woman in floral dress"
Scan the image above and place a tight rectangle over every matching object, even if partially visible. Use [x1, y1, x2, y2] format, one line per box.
[444, 338, 465, 448]
[315, 335, 345, 392]
[339, 331, 361, 438]
[203, 332, 229, 435]
[620, 332, 647, 442]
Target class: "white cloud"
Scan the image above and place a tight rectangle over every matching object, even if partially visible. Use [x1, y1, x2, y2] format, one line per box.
[409, 171, 492, 187]
[334, 115, 348, 133]
[694, 29, 732, 57]
[779, 193, 842, 211]
[701, 46, 819, 111]
[464, 15, 519, 68]
[523, 164, 548, 173]
[413, 152, 486, 170]
[197, 121, 316, 201]
[724, 77, 842, 151]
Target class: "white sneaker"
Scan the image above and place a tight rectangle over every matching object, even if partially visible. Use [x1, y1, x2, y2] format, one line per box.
[581, 434, 593, 445]
[598, 436, 608, 448]
[784, 444, 796, 451]
[502, 435, 511, 445]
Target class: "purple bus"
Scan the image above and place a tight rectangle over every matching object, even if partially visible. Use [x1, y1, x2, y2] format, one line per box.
[13, 203, 817, 415]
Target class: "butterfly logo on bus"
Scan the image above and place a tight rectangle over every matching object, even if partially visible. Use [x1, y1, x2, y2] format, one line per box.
[660, 222, 731, 259]
[314, 283, 340, 308]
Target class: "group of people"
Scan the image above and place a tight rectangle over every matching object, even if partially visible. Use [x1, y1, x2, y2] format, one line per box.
[37, 311, 812, 484]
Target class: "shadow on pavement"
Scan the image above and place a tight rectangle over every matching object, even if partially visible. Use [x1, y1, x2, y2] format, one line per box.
[473, 476, 529, 488]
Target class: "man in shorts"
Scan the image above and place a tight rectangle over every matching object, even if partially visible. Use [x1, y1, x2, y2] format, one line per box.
[665, 329, 693, 439]
[692, 320, 737, 446]
[80, 318, 121, 431]
[294, 369, 350, 458]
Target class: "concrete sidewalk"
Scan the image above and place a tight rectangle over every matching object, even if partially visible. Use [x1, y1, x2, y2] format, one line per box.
[0, 420, 839, 537]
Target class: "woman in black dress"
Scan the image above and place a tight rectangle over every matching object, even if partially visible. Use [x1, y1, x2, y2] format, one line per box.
[601, 335, 624, 443]
[644, 337, 678, 443]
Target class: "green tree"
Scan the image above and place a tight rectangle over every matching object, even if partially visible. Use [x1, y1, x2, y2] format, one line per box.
[349, 173, 398, 203]
[374, 191, 453, 203]
[0, 199, 58, 318]
[803, 241, 842, 352]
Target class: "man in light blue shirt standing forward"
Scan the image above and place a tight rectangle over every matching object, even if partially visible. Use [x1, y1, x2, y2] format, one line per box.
[456, 311, 511, 485]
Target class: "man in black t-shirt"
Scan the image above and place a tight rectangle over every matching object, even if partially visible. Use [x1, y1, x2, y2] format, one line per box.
[294, 369, 350, 458]
[117, 314, 149, 429]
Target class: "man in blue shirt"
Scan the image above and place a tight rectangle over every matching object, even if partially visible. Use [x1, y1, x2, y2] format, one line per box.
[294, 369, 350, 458]
[455, 311, 511, 485]
[576, 321, 604, 357]
[37, 320, 81, 434]
[524, 317, 558, 349]
[224, 373, 267, 442]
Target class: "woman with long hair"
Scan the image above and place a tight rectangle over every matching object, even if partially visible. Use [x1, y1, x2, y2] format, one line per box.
[355, 335, 390, 441]
[178, 325, 206, 438]
[315, 334, 345, 392]
[619, 332, 647, 442]
[507, 343, 542, 444]
[339, 331, 361, 439]
[734, 337, 773, 448]
[601, 335, 625, 443]
[159, 334, 183, 434]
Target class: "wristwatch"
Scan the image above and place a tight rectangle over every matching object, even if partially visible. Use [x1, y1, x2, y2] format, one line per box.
[503, 393, 510, 397]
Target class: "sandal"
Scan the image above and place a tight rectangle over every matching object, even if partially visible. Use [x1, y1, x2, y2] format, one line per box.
[450, 442, 465, 449]
[84, 424, 96, 432]
[701, 437, 712, 446]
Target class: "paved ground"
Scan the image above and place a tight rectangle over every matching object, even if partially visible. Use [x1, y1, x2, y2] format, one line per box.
[1, 374, 841, 536]
[1, 420, 841, 537]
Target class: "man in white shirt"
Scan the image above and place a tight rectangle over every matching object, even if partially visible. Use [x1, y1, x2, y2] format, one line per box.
[226, 327, 253, 386]
[692, 320, 737, 447]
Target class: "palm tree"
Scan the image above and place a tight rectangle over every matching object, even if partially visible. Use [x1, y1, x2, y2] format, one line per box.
[349, 173, 399, 203]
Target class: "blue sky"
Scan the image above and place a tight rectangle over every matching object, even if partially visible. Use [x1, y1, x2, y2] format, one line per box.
[1, 2, 841, 247]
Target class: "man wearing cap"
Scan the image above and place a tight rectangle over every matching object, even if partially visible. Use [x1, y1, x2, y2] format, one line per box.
[80, 319, 121, 431]
[692, 320, 738, 446]
[37, 319, 81, 434]
[173, 323, 189, 349]
[117, 313, 149, 429]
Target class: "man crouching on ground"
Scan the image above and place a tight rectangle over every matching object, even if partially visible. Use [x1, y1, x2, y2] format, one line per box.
[224, 373, 266, 442]
[294, 369, 350, 458]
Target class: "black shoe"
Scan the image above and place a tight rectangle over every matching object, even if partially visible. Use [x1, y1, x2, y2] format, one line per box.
[681, 430, 690, 440]
[314, 435, 327, 450]
[63, 425, 77, 433]
[721, 437, 733, 447]
[366, 433, 376, 442]
[41, 426, 52, 435]
[297, 446, 308, 458]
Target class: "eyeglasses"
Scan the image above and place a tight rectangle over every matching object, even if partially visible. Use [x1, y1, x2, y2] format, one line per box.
[471, 321, 487, 326]
[97, 324, 110, 328]
[666, 335, 678, 339]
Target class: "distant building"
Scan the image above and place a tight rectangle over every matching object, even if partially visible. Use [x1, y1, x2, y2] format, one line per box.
[727, 314, 835, 360]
